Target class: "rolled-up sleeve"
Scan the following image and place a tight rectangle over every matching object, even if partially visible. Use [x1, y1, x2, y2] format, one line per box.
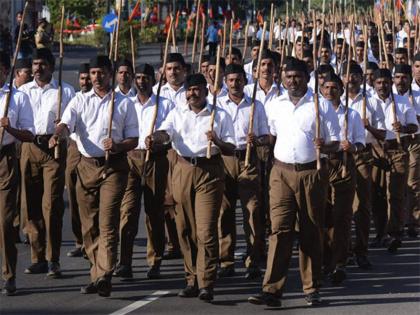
[321, 101, 340, 142]
[123, 99, 139, 138]
[352, 110, 366, 146]
[60, 97, 78, 132]
[17, 92, 35, 135]
[219, 111, 235, 145]
[158, 108, 176, 140]
[255, 102, 269, 137]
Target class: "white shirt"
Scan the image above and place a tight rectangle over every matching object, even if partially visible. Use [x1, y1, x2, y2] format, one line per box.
[61, 89, 139, 158]
[244, 82, 281, 106]
[265, 89, 340, 164]
[19, 78, 75, 135]
[159, 102, 235, 157]
[412, 79, 420, 92]
[217, 94, 269, 149]
[343, 91, 386, 144]
[392, 87, 420, 135]
[206, 83, 228, 105]
[372, 92, 419, 140]
[244, 61, 254, 77]
[154, 82, 186, 106]
[335, 104, 366, 149]
[130, 93, 174, 150]
[115, 85, 136, 98]
[0, 84, 35, 145]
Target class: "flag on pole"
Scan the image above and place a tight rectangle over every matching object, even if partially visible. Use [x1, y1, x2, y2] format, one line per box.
[129, 0, 141, 22]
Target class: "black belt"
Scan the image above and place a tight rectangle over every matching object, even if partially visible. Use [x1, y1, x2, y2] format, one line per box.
[0, 143, 15, 155]
[328, 151, 344, 160]
[385, 136, 410, 150]
[274, 158, 323, 171]
[128, 148, 167, 160]
[81, 152, 127, 167]
[179, 154, 221, 166]
[359, 143, 372, 153]
[408, 134, 420, 144]
[34, 134, 53, 146]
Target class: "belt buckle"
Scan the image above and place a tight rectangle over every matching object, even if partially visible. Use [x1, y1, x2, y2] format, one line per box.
[234, 150, 241, 159]
[190, 156, 198, 166]
[36, 136, 43, 145]
[294, 163, 302, 172]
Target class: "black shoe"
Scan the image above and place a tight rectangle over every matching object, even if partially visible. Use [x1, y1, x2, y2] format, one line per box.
[305, 291, 322, 306]
[217, 266, 235, 278]
[370, 235, 385, 248]
[96, 277, 112, 297]
[24, 261, 48, 274]
[356, 255, 372, 269]
[47, 262, 62, 278]
[23, 234, 30, 245]
[147, 266, 160, 279]
[387, 238, 402, 253]
[407, 226, 418, 238]
[80, 282, 97, 294]
[113, 264, 133, 279]
[67, 247, 83, 257]
[178, 285, 199, 298]
[248, 292, 281, 307]
[198, 287, 214, 302]
[329, 267, 347, 285]
[163, 251, 182, 260]
[244, 267, 262, 280]
[2, 279, 16, 296]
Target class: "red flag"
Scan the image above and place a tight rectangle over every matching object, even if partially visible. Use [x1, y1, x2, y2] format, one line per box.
[175, 10, 180, 28]
[129, 0, 141, 22]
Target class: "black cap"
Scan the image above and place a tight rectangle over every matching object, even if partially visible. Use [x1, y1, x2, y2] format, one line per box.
[251, 39, 261, 48]
[32, 48, 55, 66]
[341, 62, 363, 76]
[166, 53, 186, 66]
[284, 58, 308, 75]
[228, 47, 243, 60]
[135, 63, 155, 77]
[384, 33, 393, 42]
[208, 56, 226, 70]
[89, 55, 112, 71]
[336, 38, 344, 45]
[0, 52, 10, 70]
[224, 64, 246, 78]
[116, 58, 134, 73]
[356, 41, 365, 48]
[252, 49, 274, 69]
[78, 63, 89, 74]
[394, 64, 412, 75]
[15, 58, 31, 70]
[302, 49, 313, 59]
[184, 73, 207, 88]
[367, 61, 379, 70]
[201, 55, 210, 63]
[395, 47, 408, 55]
[318, 64, 334, 75]
[323, 72, 344, 90]
[373, 68, 392, 81]
[415, 53, 420, 61]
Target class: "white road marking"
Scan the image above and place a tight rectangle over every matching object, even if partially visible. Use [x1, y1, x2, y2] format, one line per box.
[109, 290, 169, 315]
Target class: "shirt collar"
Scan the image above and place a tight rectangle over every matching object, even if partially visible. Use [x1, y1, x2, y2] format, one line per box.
[163, 82, 185, 94]
[133, 93, 156, 107]
[29, 78, 58, 89]
[86, 88, 113, 100]
[279, 88, 313, 105]
[182, 101, 212, 115]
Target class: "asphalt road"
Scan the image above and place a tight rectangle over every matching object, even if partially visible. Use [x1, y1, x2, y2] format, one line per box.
[1, 42, 420, 315]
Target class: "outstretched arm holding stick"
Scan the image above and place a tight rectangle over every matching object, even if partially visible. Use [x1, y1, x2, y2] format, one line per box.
[245, 22, 267, 167]
[0, 1, 29, 149]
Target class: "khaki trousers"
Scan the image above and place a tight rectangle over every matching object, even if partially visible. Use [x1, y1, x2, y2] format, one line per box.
[324, 155, 356, 270]
[76, 155, 128, 282]
[407, 140, 420, 224]
[65, 139, 83, 247]
[352, 147, 374, 256]
[262, 161, 328, 295]
[219, 153, 262, 269]
[164, 149, 180, 253]
[0, 144, 18, 281]
[172, 156, 225, 289]
[20, 141, 66, 263]
[119, 149, 168, 267]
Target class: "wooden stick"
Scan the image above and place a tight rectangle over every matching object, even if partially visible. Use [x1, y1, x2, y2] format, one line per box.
[130, 25, 135, 70]
[206, 45, 221, 159]
[268, 3, 274, 50]
[407, 22, 412, 65]
[145, 15, 173, 163]
[228, 14, 234, 60]
[103, 0, 122, 179]
[198, 12, 206, 73]
[312, 11, 321, 170]
[171, 16, 177, 51]
[0, 1, 29, 149]
[318, 15, 326, 66]
[242, 20, 250, 63]
[54, 5, 65, 160]
[109, 22, 117, 60]
[362, 24, 368, 121]
[342, 16, 354, 177]
[245, 22, 267, 166]
[277, 17, 282, 51]
[222, 18, 227, 57]
[191, 0, 201, 64]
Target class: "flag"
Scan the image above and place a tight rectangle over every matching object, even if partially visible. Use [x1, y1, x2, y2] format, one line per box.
[175, 10, 180, 28]
[129, 0, 141, 22]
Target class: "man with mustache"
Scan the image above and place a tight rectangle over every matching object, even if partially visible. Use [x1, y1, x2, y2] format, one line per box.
[0, 52, 35, 296]
[340, 63, 386, 269]
[13, 58, 32, 89]
[371, 68, 418, 253]
[320, 72, 365, 284]
[248, 59, 340, 307]
[19, 48, 75, 278]
[115, 59, 136, 97]
[155, 53, 187, 260]
[66, 63, 91, 258]
[412, 53, 420, 92]
[49, 55, 139, 297]
[217, 64, 269, 280]
[146, 73, 235, 302]
[392, 64, 420, 238]
[206, 56, 227, 103]
[114, 64, 174, 280]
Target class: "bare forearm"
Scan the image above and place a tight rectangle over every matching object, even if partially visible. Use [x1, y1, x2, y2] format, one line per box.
[5, 127, 34, 142]
[320, 141, 340, 154]
[114, 137, 138, 153]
